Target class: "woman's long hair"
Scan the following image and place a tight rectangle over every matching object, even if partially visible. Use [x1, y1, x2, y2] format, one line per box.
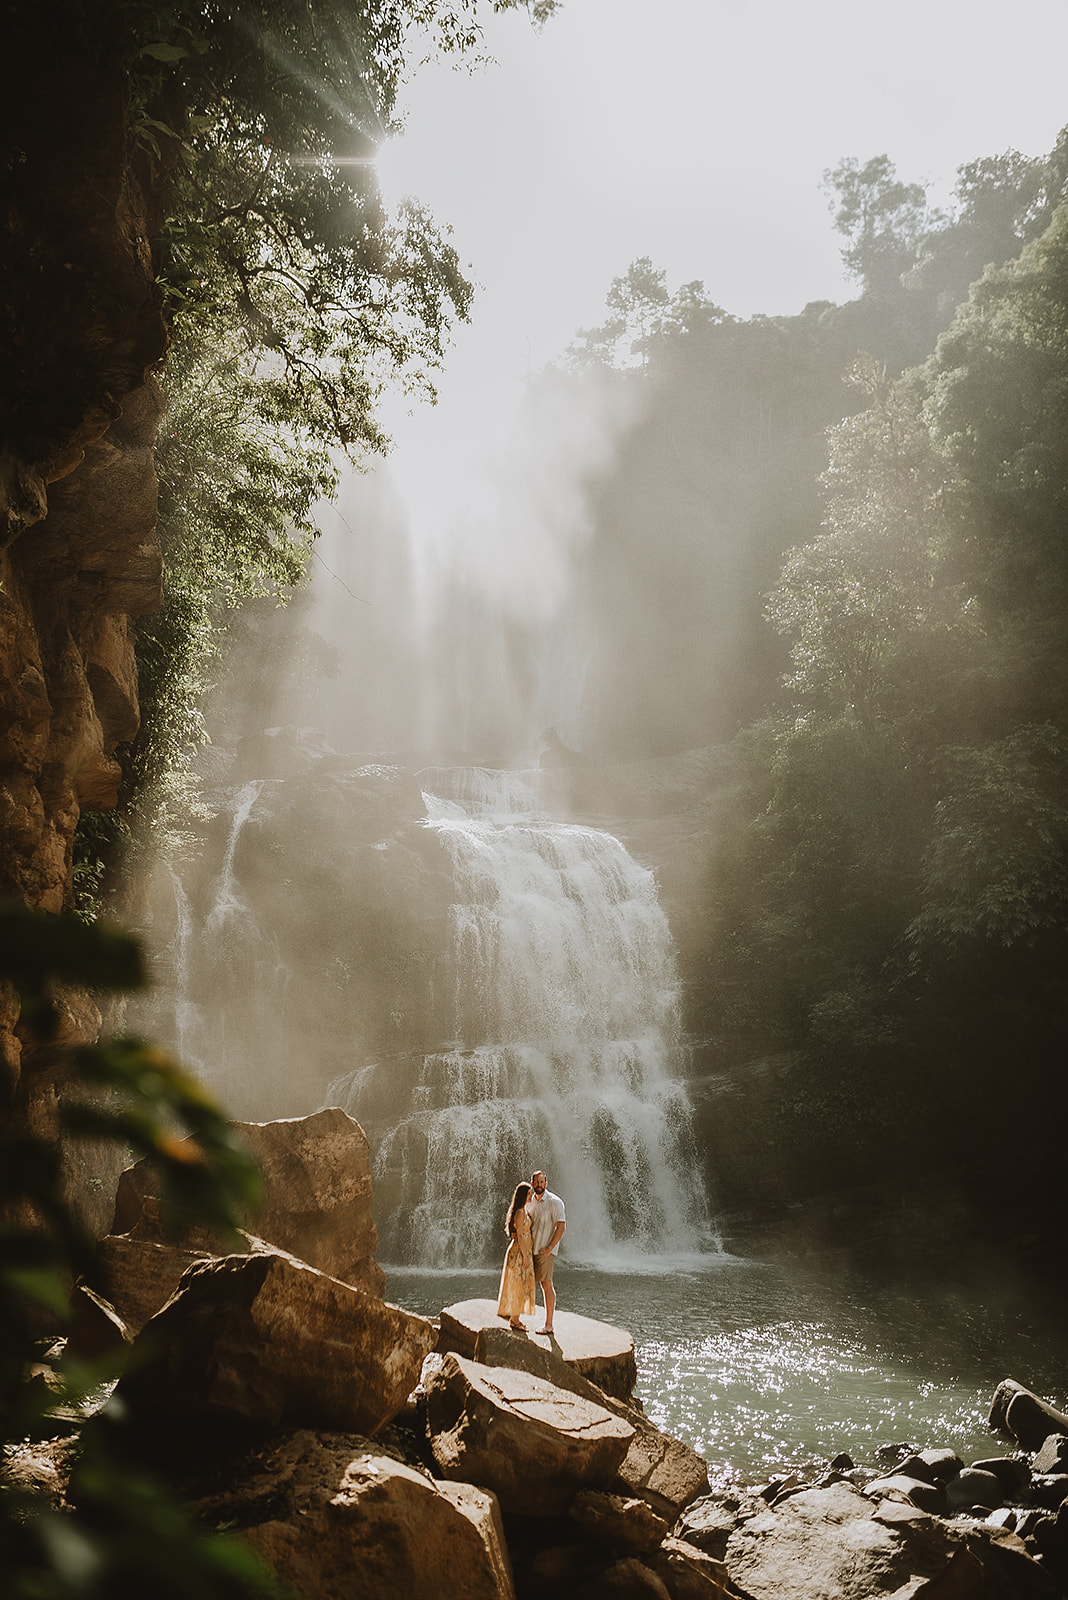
[505, 1182, 532, 1238]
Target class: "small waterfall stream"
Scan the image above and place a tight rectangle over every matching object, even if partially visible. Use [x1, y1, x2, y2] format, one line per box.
[329, 768, 714, 1268]
[148, 778, 292, 1109]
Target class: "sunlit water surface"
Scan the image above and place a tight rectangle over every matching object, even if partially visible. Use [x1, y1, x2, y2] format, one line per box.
[385, 1255, 1068, 1485]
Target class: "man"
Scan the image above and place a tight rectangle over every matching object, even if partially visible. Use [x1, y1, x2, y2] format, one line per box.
[528, 1169, 565, 1335]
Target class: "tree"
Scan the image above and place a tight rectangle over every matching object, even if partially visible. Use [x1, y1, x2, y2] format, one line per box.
[712, 200, 1068, 1187]
[822, 154, 937, 294]
[908, 132, 1068, 319]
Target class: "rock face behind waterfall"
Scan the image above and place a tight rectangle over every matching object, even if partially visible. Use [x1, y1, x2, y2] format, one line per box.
[136, 758, 455, 1120]
[0, 58, 170, 1237]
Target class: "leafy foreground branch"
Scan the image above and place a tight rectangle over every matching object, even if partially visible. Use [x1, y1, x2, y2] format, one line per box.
[0, 903, 282, 1598]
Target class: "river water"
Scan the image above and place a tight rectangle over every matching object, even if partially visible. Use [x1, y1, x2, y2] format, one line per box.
[141, 762, 1067, 1489]
[385, 1254, 1068, 1488]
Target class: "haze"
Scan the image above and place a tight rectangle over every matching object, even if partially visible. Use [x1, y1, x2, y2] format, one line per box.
[360, 0, 1068, 622]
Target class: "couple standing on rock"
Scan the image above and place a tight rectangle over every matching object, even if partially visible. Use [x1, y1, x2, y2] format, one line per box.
[496, 1169, 565, 1335]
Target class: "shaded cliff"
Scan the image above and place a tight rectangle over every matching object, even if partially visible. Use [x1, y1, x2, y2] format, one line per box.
[1, 26, 169, 1221]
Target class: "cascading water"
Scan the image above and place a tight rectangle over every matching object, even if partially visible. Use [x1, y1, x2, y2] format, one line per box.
[328, 767, 715, 1268]
[147, 778, 293, 1110]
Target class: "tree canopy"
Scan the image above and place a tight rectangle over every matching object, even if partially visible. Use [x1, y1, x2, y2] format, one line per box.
[551, 126, 1068, 1211]
[707, 197, 1068, 1185]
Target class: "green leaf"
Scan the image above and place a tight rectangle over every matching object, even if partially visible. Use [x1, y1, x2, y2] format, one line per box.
[140, 41, 191, 61]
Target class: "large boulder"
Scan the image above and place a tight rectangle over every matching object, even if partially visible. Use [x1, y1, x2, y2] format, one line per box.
[425, 1352, 635, 1515]
[111, 1106, 385, 1297]
[724, 1481, 1057, 1600]
[119, 1250, 434, 1435]
[989, 1380, 1068, 1453]
[189, 1429, 516, 1600]
[97, 1223, 276, 1333]
[865, 1473, 946, 1514]
[645, 1536, 733, 1598]
[473, 1324, 709, 1519]
[441, 1298, 638, 1401]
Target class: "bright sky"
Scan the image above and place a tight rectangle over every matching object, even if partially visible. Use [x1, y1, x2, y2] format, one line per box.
[378, 0, 1068, 391]
[354, 0, 1068, 600]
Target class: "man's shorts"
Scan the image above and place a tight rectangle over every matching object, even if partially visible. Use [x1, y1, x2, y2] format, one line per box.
[533, 1250, 556, 1285]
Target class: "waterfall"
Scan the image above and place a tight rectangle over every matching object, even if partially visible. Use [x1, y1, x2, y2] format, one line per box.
[204, 779, 266, 937]
[148, 779, 292, 1110]
[328, 768, 714, 1269]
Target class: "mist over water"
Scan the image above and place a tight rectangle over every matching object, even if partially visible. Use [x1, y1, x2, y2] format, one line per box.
[260, 364, 640, 765]
[136, 369, 722, 1267]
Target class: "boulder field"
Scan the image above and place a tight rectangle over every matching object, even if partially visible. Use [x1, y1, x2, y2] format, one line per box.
[12, 1109, 1068, 1599]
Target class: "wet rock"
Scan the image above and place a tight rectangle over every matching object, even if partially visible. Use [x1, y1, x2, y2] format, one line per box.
[425, 1352, 634, 1515]
[1033, 1435, 1068, 1476]
[971, 1455, 1031, 1497]
[945, 1467, 1003, 1513]
[913, 1447, 964, 1484]
[443, 1298, 638, 1400]
[990, 1381, 1068, 1451]
[1009, 1392, 1068, 1454]
[118, 1250, 434, 1435]
[471, 1322, 709, 1518]
[873, 1441, 913, 1468]
[867, 1472, 946, 1514]
[191, 1428, 516, 1600]
[723, 1479, 1053, 1600]
[0, 1436, 76, 1508]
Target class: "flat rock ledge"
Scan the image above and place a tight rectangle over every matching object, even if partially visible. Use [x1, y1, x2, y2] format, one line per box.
[438, 1298, 638, 1401]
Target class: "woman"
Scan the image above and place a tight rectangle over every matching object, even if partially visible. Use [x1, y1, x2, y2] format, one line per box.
[496, 1181, 535, 1330]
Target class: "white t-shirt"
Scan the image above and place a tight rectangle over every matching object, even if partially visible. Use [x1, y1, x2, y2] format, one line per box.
[529, 1189, 565, 1254]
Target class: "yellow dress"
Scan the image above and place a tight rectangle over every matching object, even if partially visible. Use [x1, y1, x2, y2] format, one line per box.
[496, 1208, 535, 1319]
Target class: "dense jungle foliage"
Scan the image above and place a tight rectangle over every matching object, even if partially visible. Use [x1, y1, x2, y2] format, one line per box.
[574, 135, 1068, 1209]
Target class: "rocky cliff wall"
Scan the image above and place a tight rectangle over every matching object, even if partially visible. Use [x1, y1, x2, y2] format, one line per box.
[1, 38, 169, 1200]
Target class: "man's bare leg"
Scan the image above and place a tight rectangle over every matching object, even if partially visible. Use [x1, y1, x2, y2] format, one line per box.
[540, 1274, 555, 1332]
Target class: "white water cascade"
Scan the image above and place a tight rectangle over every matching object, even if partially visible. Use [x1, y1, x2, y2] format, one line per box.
[329, 768, 714, 1269]
[147, 778, 293, 1110]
